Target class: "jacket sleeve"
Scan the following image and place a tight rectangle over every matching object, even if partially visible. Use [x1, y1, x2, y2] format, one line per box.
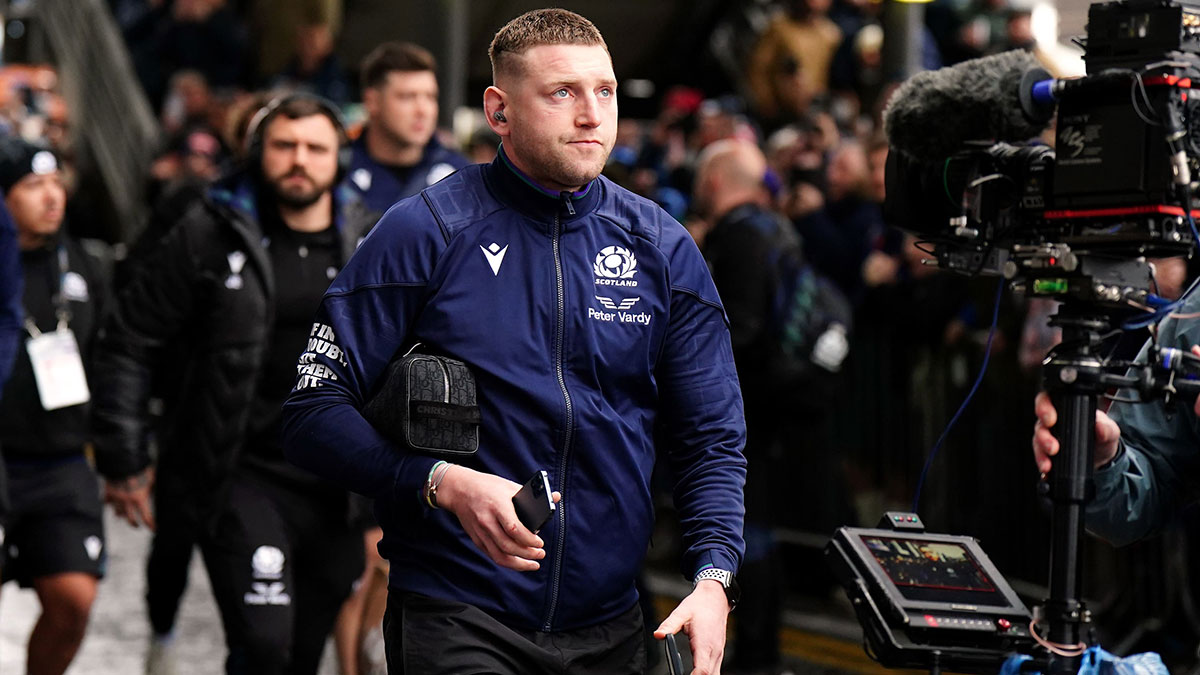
[656, 223, 748, 579]
[0, 202, 21, 398]
[281, 201, 445, 501]
[91, 216, 204, 480]
[1089, 309, 1200, 546]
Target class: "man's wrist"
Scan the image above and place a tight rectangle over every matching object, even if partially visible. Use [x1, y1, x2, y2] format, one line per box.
[693, 568, 739, 610]
[693, 579, 729, 607]
[431, 463, 464, 511]
[1095, 440, 1125, 472]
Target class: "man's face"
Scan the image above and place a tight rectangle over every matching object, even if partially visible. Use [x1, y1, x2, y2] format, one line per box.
[503, 44, 617, 192]
[260, 114, 340, 209]
[367, 70, 439, 149]
[7, 171, 66, 242]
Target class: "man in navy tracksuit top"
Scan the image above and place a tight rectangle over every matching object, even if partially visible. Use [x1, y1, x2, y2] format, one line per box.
[344, 41, 469, 215]
[283, 9, 747, 675]
[0, 200, 19, 397]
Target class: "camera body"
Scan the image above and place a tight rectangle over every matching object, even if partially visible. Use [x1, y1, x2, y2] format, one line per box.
[886, 0, 1200, 312]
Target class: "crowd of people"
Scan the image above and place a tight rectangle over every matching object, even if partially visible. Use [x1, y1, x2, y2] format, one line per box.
[1, 1, 1183, 675]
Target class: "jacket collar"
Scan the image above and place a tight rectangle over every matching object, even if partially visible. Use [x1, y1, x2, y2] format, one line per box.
[483, 144, 602, 225]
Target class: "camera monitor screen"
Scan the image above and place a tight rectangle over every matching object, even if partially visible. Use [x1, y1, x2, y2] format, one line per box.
[860, 535, 1008, 606]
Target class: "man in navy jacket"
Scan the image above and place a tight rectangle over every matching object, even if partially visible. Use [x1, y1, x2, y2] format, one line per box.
[0, 199, 19, 397]
[344, 41, 469, 214]
[283, 8, 746, 675]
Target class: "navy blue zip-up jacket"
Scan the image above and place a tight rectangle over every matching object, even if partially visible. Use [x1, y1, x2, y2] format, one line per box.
[343, 133, 470, 215]
[0, 201, 21, 398]
[282, 148, 747, 632]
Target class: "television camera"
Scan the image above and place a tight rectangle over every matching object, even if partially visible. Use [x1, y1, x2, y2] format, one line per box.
[830, 1, 1200, 673]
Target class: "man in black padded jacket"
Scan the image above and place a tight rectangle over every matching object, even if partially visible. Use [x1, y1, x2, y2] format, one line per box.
[91, 94, 375, 675]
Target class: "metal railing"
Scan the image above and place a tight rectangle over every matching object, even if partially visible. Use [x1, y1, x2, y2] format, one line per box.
[36, 0, 158, 244]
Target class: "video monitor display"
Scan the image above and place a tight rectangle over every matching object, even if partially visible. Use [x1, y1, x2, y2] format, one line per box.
[860, 535, 1008, 606]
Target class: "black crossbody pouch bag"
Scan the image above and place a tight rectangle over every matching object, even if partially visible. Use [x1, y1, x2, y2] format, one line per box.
[362, 344, 480, 457]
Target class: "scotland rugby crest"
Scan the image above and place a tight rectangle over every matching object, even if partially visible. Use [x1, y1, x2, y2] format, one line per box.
[593, 245, 637, 287]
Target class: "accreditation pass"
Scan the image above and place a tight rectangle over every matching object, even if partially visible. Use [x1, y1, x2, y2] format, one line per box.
[27, 329, 91, 411]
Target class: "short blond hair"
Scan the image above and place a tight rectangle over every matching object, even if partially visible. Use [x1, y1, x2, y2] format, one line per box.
[488, 8, 608, 82]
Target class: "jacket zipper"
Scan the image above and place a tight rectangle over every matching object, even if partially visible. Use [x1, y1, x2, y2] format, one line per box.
[544, 193, 575, 630]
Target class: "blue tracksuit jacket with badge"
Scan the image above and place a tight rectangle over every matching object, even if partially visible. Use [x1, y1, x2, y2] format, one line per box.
[282, 147, 746, 632]
[343, 133, 470, 215]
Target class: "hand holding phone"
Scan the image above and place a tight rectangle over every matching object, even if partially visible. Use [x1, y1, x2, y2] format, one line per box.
[512, 470, 556, 533]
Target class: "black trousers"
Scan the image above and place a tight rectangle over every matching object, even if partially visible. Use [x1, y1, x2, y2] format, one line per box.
[384, 591, 647, 675]
[146, 489, 199, 636]
[201, 475, 363, 675]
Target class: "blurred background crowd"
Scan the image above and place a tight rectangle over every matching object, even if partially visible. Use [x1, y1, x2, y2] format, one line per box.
[5, 0, 1200, 673]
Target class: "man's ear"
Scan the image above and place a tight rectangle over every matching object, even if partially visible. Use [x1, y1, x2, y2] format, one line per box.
[363, 87, 380, 118]
[484, 86, 509, 136]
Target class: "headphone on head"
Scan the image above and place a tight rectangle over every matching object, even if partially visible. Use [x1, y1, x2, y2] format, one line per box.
[244, 92, 353, 183]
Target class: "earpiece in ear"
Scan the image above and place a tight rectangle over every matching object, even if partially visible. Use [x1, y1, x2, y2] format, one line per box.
[493, 111, 507, 123]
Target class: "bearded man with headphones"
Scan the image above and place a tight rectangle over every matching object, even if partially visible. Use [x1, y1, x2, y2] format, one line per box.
[91, 93, 376, 675]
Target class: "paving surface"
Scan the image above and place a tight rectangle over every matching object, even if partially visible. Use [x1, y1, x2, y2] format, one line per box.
[0, 510, 338, 675]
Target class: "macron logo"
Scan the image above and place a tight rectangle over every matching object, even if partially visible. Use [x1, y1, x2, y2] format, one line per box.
[481, 243, 509, 276]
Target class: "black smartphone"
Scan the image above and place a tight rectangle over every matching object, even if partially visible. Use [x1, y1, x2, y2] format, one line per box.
[512, 470, 555, 533]
[663, 633, 684, 675]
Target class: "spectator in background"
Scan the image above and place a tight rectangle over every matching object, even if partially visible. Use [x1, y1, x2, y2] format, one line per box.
[0, 139, 111, 675]
[124, 0, 249, 110]
[793, 139, 891, 302]
[160, 70, 215, 137]
[689, 139, 785, 674]
[250, 0, 342, 83]
[956, 0, 1016, 58]
[129, 125, 228, 284]
[268, 19, 352, 105]
[691, 138, 852, 674]
[862, 136, 902, 289]
[828, 0, 941, 120]
[747, 0, 842, 125]
[466, 125, 501, 165]
[344, 42, 468, 215]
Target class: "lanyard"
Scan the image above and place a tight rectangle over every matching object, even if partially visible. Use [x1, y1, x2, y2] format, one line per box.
[24, 246, 71, 337]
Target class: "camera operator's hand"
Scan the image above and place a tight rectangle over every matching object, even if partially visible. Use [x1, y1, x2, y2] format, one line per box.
[654, 580, 730, 675]
[437, 465, 561, 572]
[1032, 392, 1121, 474]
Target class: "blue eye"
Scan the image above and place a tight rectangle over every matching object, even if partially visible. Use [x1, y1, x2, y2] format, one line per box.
[599, 88, 613, 98]
[553, 89, 569, 98]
